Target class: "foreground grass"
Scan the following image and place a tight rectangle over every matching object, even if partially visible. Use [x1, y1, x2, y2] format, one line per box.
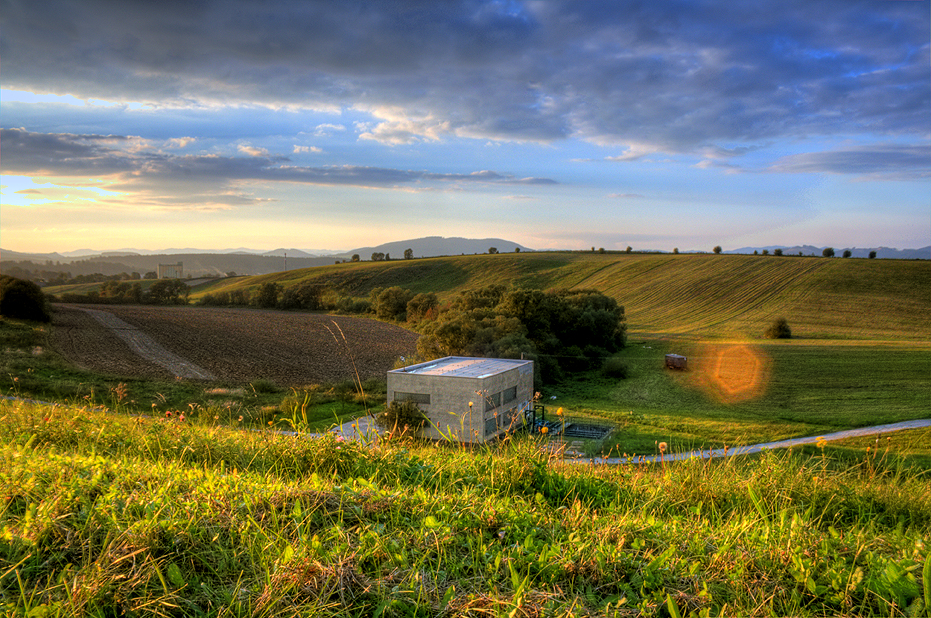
[2, 399, 929, 617]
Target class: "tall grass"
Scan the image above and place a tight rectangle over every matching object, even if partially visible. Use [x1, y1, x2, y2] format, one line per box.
[2, 398, 928, 617]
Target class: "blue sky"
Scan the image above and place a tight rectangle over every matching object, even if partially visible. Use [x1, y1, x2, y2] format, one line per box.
[2, 0, 928, 253]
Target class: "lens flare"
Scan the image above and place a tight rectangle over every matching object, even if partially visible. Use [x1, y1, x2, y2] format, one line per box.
[689, 343, 771, 404]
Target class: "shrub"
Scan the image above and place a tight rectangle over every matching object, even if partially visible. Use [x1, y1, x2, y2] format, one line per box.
[0, 275, 51, 322]
[376, 400, 427, 433]
[375, 287, 416, 321]
[764, 317, 792, 339]
[603, 357, 629, 379]
[253, 282, 281, 308]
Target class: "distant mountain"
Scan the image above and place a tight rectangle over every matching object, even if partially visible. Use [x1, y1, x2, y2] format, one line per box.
[338, 236, 534, 259]
[728, 246, 930, 259]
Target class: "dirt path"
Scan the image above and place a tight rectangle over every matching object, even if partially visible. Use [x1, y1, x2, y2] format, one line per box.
[583, 418, 931, 464]
[76, 307, 215, 380]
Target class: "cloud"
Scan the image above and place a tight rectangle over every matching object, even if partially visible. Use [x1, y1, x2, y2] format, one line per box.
[767, 144, 931, 179]
[293, 145, 322, 154]
[165, 137, 196, 148]
[238, 144, 269, 157]
[2, 128, 558, 192]
[312, 124, 346, 137]
[3, 1, 925, 154]
[607, 193, 646, 199]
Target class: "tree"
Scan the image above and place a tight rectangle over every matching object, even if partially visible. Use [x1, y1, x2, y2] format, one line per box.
[764, 317, 792, 339]
[822, 247, 835, 258]
[842, 249, 852, 258]
[375, 286, 415, 321]
[713, 246, 722, 254]
[252, 282, 281, 308]
[869, 250, 877, 259]
[0, 275, 51, 322]
[403, 248, 414, 260]
[146, 279, 189, 305]
[761, 249, 769, 256]
[774, 248, 783, 256]
[514, 247, 520, 253]
[351, 254, 360, 262]
[406, 292, 438, 323]
[371, 252, 385, 261]
[625, 246, 633, 254]
[488, 247, 498, 254]
[673, 248, 679, 254]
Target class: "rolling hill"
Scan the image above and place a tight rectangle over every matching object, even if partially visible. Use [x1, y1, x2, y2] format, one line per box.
[191, 251, 931, 341]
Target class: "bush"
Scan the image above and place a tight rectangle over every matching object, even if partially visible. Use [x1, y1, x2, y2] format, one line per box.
[764, 317, 792, 339]
[603, 357, 629, 379]
[0, 275, 51, 322]
[376, 400, 427, 433]
[375, 287, 415, 321]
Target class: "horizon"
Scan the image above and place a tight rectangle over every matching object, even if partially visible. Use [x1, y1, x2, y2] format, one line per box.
[2, 1, 929, 254]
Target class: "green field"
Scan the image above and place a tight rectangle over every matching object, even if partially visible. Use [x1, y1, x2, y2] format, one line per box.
[4, 253, 931, 616]
[2, 397, 929, 617]
[190, 252, 931, 341]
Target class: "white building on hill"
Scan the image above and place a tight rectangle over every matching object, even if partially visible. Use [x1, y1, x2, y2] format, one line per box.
[387, 356, 534, 443]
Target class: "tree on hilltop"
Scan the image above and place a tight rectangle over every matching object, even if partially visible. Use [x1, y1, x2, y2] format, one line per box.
[713, 246, 722, 254]
[822, 247, 835, 258]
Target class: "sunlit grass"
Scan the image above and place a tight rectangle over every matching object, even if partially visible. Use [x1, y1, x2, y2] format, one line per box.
[1, 398, 929, 617]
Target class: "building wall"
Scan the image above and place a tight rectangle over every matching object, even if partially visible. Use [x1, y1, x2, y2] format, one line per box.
[387, 359, 534, 443]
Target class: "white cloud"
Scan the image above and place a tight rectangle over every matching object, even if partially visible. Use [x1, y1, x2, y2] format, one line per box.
[238, 144, 269, 157]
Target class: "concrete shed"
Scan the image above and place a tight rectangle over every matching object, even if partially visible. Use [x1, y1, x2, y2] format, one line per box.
[387, 356, 535, 443]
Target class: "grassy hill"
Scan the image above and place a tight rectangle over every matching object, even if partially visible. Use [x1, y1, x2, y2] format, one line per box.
[191, 252, 931, 341]
[2, 397, 929, 617]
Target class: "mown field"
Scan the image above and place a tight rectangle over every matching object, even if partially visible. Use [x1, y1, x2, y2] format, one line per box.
[190, 252, 931, 340]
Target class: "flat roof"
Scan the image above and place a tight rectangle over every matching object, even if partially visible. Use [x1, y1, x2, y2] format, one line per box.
[390, 356, 532, 379]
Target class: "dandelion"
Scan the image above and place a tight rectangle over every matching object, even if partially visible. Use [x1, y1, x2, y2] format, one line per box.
[658, 441, 667, 454]
[556, 407, 563, 416]
[541, 426, 549, 435]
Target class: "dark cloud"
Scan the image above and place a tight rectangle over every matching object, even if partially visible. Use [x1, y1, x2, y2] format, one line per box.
[767, 144, 931, 180]
[1, 128, 557, 188]
[2, 0, 927, 152]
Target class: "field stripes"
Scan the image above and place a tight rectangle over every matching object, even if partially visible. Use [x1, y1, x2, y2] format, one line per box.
[77, 307, 216, 380]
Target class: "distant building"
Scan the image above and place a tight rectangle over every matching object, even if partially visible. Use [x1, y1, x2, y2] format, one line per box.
[157, 262, 183, 279]
[387, 356, 534, 443]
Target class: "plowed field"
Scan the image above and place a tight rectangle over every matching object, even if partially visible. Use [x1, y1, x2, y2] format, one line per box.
[51, 304, 419, 385]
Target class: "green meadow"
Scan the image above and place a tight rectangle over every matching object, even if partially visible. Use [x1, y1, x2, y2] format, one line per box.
[3, 252, 930, 615]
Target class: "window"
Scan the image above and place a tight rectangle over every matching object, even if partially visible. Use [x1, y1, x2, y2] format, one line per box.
[394, 392, 430, 405]
[502, 386, 517, 405]
[485, 391, 502, 412]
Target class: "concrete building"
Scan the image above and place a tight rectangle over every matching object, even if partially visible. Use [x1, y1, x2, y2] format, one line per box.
[387, 356, 534, 443]
[157, 262, 183, 279]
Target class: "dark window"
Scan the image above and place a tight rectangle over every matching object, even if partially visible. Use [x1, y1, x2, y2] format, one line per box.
[502, 386, 517, 405]
[394, 392, 430, 404]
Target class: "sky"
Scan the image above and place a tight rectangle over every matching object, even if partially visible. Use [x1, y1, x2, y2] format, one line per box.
[2, 0, 929, 254]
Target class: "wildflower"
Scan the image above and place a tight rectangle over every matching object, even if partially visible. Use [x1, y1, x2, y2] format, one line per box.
[541, 426, 549, 435]
[238, 415, 244, 422]
[179, 414, 186, 422]
[165, 411, 172, 418]
[658, 442, 668, 454]
[556, 407, 563, 416]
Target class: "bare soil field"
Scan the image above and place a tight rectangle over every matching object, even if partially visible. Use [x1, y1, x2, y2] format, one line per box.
[50, 304, 419, 385]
